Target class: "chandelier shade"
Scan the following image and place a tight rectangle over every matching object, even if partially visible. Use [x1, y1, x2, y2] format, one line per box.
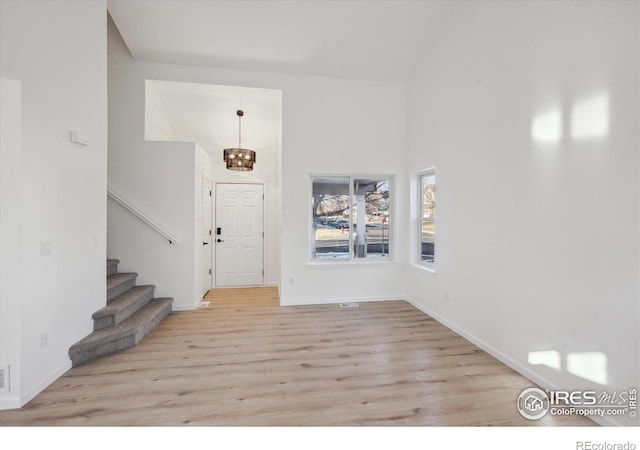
[223, 110, 256, 171]
[223, 147, 256, 171]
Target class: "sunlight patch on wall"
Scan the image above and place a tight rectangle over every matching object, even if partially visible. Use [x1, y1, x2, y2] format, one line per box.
[531, 109, 562, 143]
[528, 350, 561, 370]
[567, 352, 608, 385]
[570, 93, 609, 139]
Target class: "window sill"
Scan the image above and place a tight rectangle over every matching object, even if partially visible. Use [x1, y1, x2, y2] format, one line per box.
[410, 263, 437, 276]
[307, 259, 398, 269]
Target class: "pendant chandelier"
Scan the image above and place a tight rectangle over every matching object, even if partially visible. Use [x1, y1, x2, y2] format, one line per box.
[223, 110, 256, 171]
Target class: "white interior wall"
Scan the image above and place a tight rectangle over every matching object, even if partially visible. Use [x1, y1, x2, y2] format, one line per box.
[280, 78, 407, 305]
[108, 15, 203, 310]
[405, 1, 639, 426]
[262, 151, 282, 288]
[0, 79, 23, 408]
[108, 15, 407, 305]
[0, 1, 108, 408]
[144, 82, 175, 141]
[107, 140, 197, 310]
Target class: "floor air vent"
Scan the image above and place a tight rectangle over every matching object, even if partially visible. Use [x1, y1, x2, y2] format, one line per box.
[199, 301, 210, 308]
[340, 303, 360, 308]
[0, 365, 9, 392]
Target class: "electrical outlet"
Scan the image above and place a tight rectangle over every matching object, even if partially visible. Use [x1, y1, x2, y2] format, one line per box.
[40, 333, 48, 348]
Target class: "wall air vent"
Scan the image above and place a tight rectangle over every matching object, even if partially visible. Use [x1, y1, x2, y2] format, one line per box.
[0, 365, 9, 392]
[340, 303, 360, 308]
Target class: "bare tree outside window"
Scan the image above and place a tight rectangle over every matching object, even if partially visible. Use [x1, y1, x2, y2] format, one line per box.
[311, 176, 391, 261]
[419, 171, 435, 264]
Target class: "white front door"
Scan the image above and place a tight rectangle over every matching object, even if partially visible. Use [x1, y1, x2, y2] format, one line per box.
[215, 183, 264, 287]
[202, 175, 212, 295]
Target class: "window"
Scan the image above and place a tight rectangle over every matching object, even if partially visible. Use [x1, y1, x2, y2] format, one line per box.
[419, 170, 435, 265]
[311, 176, 391, 261]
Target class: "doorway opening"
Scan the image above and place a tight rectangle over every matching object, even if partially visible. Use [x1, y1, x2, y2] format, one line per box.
[144, 80, 282, 295]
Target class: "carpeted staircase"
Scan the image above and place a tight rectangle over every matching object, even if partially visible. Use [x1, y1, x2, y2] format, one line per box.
[68, 259, 173, 367]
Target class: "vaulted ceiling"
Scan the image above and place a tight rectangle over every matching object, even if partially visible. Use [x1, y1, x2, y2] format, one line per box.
[107, 0, 451, 83]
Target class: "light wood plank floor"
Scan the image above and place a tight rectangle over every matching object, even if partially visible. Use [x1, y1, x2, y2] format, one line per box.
[0, 287, 593, 426]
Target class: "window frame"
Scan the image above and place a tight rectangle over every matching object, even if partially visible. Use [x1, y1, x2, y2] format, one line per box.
[418, 168, 436, 268]
[309, 174, 394, 265]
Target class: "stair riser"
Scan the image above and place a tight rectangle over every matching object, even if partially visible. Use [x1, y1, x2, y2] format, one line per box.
[106, 259, 120, 277]
[70, 335, 137, 367]
[93, 288, 154, 331]
[69, 298, 173, 367]
[132, 301, 172, 342]
[107, 277, 136, 302]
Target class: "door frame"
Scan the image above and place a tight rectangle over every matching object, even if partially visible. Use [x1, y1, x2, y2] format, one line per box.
[202, 173, 213, 295]
[213, 181, 267, 288]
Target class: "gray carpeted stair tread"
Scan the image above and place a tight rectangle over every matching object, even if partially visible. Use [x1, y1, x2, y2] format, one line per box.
[69, 298, 173, 367]
[107, 272, 138, 301]
[107, 272, 137, 290]
[92, 285, 156, 331]
[70, 260, 173, 367]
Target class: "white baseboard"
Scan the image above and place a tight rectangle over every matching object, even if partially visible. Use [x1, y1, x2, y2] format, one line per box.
[402, 295, 618, 427]
[0, 393, 21, 410]
[280, 294, 404, 307]
[172, 304, 197, 312]
[17, 359, 71, 409]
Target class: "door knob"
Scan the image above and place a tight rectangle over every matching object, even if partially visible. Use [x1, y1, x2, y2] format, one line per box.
[217, 238, 224, 243]
[203, 242, 209, 246]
